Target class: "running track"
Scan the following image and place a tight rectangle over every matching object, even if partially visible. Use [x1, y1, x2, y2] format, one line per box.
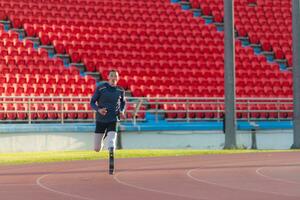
[0, 152, 299, 200]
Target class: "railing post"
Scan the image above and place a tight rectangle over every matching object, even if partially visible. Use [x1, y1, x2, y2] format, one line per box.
[217, 99, 220, 122]
[186, 99, 190, 122]
[133, 112, 136, 126]
[155, 98, 158, 122]
[28, 97, 31, 124]
[133, 102, 137, 126]
[277, 99, 280, 121]
[61, 97, 64, 124]
[247, 99, 250, 122]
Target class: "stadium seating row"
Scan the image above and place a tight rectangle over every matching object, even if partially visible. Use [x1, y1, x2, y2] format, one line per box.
[0, 103, 145, 120]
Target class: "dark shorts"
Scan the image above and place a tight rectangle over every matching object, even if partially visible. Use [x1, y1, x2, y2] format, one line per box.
[95, 121, 117, 134]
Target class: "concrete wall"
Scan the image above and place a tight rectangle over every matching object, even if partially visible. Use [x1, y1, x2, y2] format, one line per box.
[0, 130, 293, 152]
[122, 130, 293, 150]
[0, 132, 93, 153]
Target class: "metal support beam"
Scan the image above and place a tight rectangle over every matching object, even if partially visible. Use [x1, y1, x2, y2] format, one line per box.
[224, 0, 237, 149]
[292, 0, 300, 149]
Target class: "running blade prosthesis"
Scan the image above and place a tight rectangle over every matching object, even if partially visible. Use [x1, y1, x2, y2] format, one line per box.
[109, 148, 114, 175]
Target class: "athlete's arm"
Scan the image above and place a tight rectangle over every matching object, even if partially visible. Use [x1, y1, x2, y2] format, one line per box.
[90, 88, 101, 112]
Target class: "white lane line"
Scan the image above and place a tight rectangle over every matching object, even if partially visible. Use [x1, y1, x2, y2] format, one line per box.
[256, 164, 300, 185]
[34, 156, 243, 200]
[113, 157, 300, 200]
[36, 166, 98, 200]
[186, 166, 300, 198]
[113, 172, 207, 200]
[23, 154, 300, 200]
[112, 157, 264, 200]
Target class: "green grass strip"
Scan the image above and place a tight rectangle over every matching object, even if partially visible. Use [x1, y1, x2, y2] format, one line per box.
[0, 149, 299, 165]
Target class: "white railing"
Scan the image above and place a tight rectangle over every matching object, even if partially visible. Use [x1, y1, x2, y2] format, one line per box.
[0, 96, 294, 124]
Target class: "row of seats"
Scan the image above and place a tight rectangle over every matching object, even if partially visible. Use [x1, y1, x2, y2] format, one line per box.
[158, 102, 293, 119]
[36, 34, 224, 47]
[0, 109, 94, 120]
[0, 65, 81, 75]
[1, 0, 174, 9]
[0, 86, 94, 96]
[23, 25, 211, 38]
[0, 57, 64, 66]
[165, 111, 293, 119]
[0, 103, 145, 120]
[6, 11, 198, 22]
[1, 110, 291, 120]
[129, 86, 292, 98]
[123, 77, 291, 89]
[0, 74, 96, 85]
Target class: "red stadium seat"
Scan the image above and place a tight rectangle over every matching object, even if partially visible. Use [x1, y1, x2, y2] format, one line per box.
[0, 106, 6, 120]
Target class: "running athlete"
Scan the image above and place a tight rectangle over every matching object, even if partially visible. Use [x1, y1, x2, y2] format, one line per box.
[90, 70, 126, 153]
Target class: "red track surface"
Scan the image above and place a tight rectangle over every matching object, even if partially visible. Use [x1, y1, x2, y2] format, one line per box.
[0, 152, 299, 200]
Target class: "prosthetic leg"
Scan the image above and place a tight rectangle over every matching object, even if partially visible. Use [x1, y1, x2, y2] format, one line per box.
[109, 147, 114, 175]
[107, 131, 117, 175]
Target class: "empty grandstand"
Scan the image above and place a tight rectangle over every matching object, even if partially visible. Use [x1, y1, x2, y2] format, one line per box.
[0, 0, 295, 123]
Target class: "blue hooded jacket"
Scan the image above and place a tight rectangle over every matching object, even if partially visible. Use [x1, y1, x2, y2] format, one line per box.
[90, 82, 126, 122]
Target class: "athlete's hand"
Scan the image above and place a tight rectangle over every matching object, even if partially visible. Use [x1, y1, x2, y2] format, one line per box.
[98, 108, 107, 116]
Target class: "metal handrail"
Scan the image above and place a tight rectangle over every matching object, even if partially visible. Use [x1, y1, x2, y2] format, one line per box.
[0, 96, 294, 123]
